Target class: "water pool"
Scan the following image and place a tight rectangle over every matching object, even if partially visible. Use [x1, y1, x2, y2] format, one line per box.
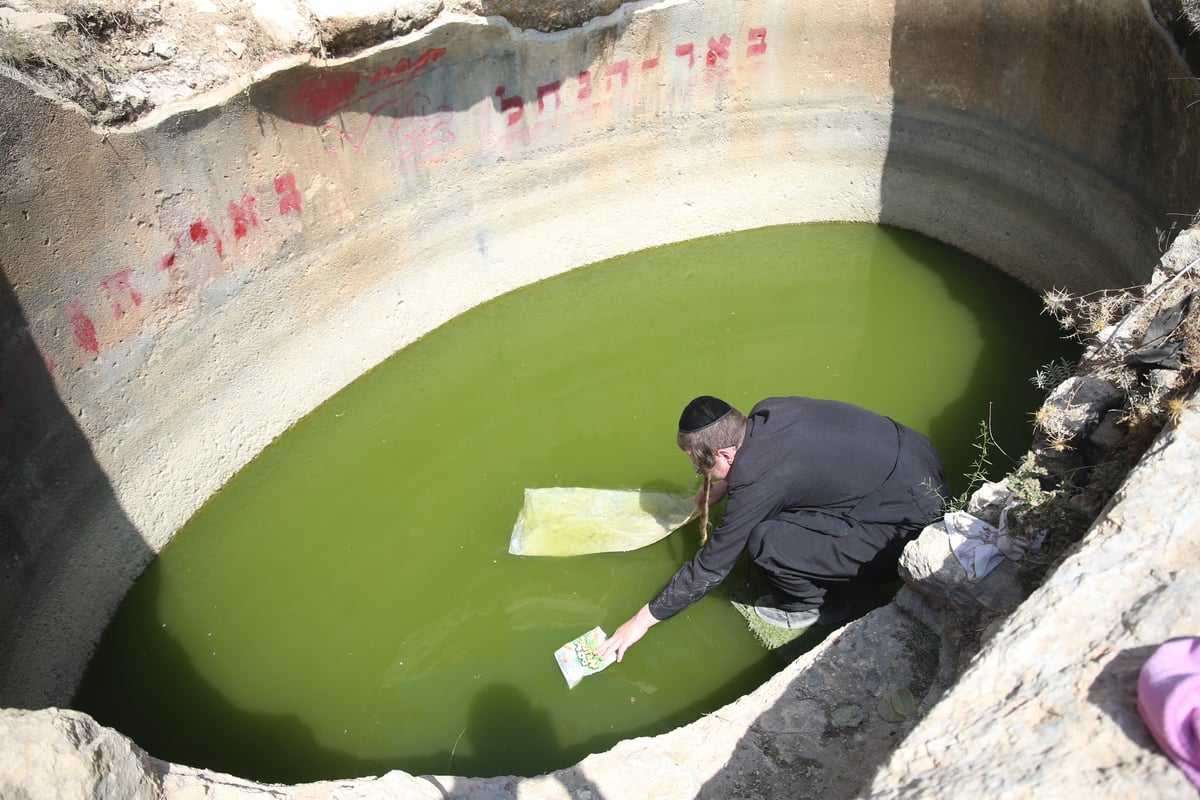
[74, 223, 1072, 782]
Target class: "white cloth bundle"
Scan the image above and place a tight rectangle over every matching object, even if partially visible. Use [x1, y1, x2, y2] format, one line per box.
[943, 505, 1044, 580]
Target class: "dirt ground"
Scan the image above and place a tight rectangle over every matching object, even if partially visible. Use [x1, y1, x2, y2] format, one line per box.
[2, 0, 288, 124]
[0, 0, 472, 125]
[4, 0, 1199, 128]
[0, 0, 635, 126]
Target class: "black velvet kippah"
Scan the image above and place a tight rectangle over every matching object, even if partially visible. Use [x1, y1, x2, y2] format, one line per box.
[678, 395, 733, 432]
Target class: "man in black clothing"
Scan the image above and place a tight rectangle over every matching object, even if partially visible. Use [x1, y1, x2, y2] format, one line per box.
[598, 395, 948, 662]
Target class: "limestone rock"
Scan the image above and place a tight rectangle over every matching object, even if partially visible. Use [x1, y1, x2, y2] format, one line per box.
[1154, 225, 1200, 285]
[898, 522, 1027, 615]
[1041, 376, 1126, 440]
[249, 0, 319, 49]
[0, 708, 160, 800]
[1032, 375, 1126, 482]
[308, 0, 443, 55]
[466, 0, 627, 32]
[0, 8, 70, 33]
[965, 480, 1013, 526]
[872, 395, 1200, 800]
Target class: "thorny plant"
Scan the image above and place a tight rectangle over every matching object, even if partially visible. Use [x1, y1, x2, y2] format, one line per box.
[952, 254, 1199, 591]
[1040, 285, 1141, 338]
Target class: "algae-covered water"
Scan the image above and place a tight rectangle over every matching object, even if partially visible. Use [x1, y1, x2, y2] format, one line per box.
[75, 223, 1072, 783]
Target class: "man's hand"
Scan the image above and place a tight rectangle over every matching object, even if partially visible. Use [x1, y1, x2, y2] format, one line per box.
[598, 604, 660, 663]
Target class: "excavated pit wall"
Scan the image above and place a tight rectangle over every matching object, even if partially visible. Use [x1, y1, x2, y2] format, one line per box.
[1, 0, 1198, 793]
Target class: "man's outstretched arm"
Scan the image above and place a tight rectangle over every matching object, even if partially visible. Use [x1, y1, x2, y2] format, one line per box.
[598, 604, 660, 662]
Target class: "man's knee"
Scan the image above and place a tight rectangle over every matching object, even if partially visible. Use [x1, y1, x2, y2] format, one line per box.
[746, 519, 787, 567]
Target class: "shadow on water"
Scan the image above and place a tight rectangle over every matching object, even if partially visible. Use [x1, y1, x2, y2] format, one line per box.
[0, 267, 151, 709]
[852, 226, 1077, 497]
[74, 562, 396, 784]
[73, 540, 766, 786]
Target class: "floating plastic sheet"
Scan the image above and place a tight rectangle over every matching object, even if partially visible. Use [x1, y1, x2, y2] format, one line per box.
[508, 487, 698, 557]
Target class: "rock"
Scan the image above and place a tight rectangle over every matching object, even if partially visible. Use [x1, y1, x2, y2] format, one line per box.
[1086, 408, 1127, 458]
[471, 0, 626, 32]
[308, 0, 443, 55]
[1083, 322, 1141, 362]
[1031, 375, 1126, 484]
[1154, 226, 1200, 284]
[898, 522, 1028, 615]
[1041, 376, 1126, 440]
[966, 480, 1013, 526]
[0, 708, 161, 799]
[872, 394, 1200, 799]
[249, 0, 319, 50]
[0, 8, 70, 34]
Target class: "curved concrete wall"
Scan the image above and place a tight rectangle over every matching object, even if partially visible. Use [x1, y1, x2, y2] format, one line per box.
[0, 0, 1196, 729]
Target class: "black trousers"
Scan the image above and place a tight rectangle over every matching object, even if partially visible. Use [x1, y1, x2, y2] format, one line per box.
[746, 517, 920, 608]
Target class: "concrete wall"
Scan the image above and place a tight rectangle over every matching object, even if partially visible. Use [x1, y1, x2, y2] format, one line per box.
[0, 0, 1196, 749]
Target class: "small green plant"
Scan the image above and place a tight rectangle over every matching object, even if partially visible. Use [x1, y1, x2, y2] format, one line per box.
[954, 418, 995, 509]
[929, 416, 1005, 513]
[1029, 357, 1075, 394]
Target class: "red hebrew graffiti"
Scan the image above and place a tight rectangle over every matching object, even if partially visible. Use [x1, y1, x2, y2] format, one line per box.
[67, 301, 99, 355]
[388, 94, 456, 165]
[747, 27, 767, 56]
[536, 81, 562, 112]
[56, 169, 315, 361]
[494, 86, 524, 126]
[227, 196, 259, 240]
[675, 43, 695, 68]
[706, 34, 731, 67]
[318, 91, 456, 164]
[369, 47, 447, 87]
[577, 71, 593, 101]
[642, 57, 660, 70]
[287, 46, 446, 124]
[189, 218, 224, 259]
[604, 60, 630, 91]
[294, 72, 363, 124]
[274, 173, 302, 215]
[100, 267, 143, 320]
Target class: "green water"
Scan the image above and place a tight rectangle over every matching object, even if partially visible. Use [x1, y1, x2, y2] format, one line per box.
[74, 223, 1072, 783]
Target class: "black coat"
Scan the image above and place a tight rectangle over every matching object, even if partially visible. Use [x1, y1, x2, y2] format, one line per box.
[648, 396, 947, 620]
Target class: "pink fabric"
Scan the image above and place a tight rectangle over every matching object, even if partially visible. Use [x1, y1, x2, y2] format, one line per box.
[1138, 637, 1200, 790]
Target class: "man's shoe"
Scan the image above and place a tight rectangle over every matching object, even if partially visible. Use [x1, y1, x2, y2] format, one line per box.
[753, 595, 852, 630]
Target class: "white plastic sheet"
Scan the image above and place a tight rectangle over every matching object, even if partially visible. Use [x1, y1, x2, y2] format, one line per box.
[508, 487, 698, 557]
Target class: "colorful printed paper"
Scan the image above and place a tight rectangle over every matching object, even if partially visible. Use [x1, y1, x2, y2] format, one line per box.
[555, 626, 616, 688]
